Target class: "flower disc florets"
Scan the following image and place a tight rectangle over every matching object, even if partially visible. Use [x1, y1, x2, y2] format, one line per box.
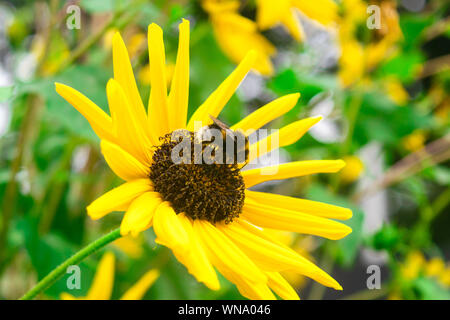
[149, 131, 245, 224]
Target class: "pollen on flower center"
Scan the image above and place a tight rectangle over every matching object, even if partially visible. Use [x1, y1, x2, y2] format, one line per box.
[149, 132, 245, 224]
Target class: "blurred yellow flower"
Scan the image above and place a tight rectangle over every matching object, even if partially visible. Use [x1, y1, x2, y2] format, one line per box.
[402, 130, 426, 152]
[127, 32, 146, 59]
[430, 84, 450, 124]
[60, 252, 159, 300]
[113, 235, 145, 259]
[400, 251, 425, 280]
[365, 1, 403, 69]
[139, 63, 175, 87]
[103, 28, 119, 50]
[340, 155, 364, 183]
[439, 268, 450, 287]
[425, 257, 445, 278]
[338, 37, 365, 88]
[30, 34, 70, 76]
[256, 0, 338, 41]
[203, 0, 276, 76]
[338, 0, 403, 87]
[103, 29, 146, 59]
[399, 252, 449, 288]
[384, 77, 409, 105]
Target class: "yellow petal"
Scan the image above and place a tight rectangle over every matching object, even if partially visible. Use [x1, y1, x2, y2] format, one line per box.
[218, 266, 276, 300]
[153, 202, 189, 253]
[425, 257, 445, 277]
[106, 79, 153, 166]
[113, 235, 144, 258]
[147, 23, 169, 140]
[248, 116, 322, 162]
[194, 219, 267, 284]
[280, 8, 304, 41]
[242, 159, 346, 187]
[231, 93, 300, 134]
[187, 50, 257, 130]
[220, 220, 328, 272]
[202, 0, 241, 14]
[120, 269, 160, 300]
[87, 179, 152, 220]
[292, 0, 338, 26]
[173, 214, 220, 290]
[112, 33, 151, 141]
[211, 15, 276, 76]
[86, 252, 115, 300]
[256, 0, 291, 30]
[120, 192, 161, 237]
[266, 271, 300, 300]
[245, 190, 352, 220]
[60, 292, 76, 300]
[100, 140, 150, 181]
[236, 219, 343, 290]
[55, 83, 115, 141]
[168, 19, 190, 131]
[242, 201, 352, 240]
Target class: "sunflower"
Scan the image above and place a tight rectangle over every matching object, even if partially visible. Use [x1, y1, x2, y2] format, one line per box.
[55, 19, 352, 300]
[61, 252, 159, 300]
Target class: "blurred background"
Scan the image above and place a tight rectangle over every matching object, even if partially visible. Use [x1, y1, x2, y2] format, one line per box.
[0, 0, 449, 300]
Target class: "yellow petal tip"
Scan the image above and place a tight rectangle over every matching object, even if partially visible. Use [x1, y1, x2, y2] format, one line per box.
[112, 31, 124, 45]
[335, 159, 346, 171]
[148, 23, 163, 34]
[86, 206, 101, 221]
[119, 226, 129, 237]
[343, 208, 353, 219]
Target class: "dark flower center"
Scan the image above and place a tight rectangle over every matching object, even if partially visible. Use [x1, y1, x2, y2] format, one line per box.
[149, 131, 245, 224]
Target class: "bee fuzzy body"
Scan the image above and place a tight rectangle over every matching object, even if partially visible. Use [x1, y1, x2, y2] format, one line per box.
[195, 115, 249, 166]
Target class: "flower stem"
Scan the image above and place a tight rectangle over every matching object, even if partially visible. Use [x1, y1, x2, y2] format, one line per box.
[20, 228, 121, 300]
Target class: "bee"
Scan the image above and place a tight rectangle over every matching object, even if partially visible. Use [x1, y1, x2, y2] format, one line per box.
[195, 115, 249, 166]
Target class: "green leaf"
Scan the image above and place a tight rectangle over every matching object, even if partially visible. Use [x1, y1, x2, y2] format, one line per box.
[399, 14, 435, 49]
[414, 277, 450, 300]
[0, 86, 13, 102]
[269, 69, 337, 103]
[377, 51, 424, 83]
[368, 224, 402, 251]
[18, 217, 96, 298]
[423, 165, 450, 185]
[80, 0, 129, 13]
[16, 63, 110, 141]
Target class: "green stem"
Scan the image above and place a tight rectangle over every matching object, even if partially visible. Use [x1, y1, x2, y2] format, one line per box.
[57, 0, 144, 72]
[430, 187, 450, 221]
[38, 140, 78, 235]
[0, 95, 43, 270]
[331, 91, 363, 192]
[342, 90, 363, 156]
[20, 228, 121, 300]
